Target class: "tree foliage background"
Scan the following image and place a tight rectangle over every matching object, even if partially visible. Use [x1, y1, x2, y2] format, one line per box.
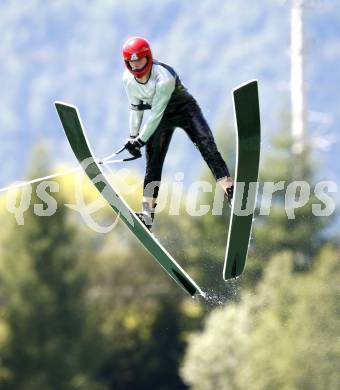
[0, 120, 338, 389]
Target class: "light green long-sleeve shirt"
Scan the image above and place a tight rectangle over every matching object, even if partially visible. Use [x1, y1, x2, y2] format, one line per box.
[123, 62, 176, 142]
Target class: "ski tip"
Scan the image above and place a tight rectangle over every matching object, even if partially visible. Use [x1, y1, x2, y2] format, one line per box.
[54, 101, 78, 111]
[232, 79, 258, 94]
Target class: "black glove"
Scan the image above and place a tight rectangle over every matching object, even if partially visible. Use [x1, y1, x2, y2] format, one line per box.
[124, 136, 145, 157]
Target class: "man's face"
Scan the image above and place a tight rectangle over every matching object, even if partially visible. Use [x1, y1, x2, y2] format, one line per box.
[129, 57, 147, 71]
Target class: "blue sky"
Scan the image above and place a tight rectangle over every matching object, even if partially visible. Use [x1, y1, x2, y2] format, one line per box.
[0, 0, 339, 206]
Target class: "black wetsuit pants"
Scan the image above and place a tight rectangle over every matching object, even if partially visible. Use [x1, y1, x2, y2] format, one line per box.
[143, 97, 230, 198]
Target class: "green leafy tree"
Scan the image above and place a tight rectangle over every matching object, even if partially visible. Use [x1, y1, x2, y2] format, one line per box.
[247, 122, 335, 284]
[181, 247, 340, 390]
[0, 152, 105, 390]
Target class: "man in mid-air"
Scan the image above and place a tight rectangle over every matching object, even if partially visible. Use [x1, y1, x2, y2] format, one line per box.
[121, 36, 234, 230]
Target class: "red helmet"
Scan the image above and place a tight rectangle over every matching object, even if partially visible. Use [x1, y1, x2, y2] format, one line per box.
[122, 37, 153, 78]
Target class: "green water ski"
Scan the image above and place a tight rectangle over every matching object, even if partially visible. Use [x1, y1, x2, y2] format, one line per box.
[55, 102, 204, 297]
[223, 80, 261, 280]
